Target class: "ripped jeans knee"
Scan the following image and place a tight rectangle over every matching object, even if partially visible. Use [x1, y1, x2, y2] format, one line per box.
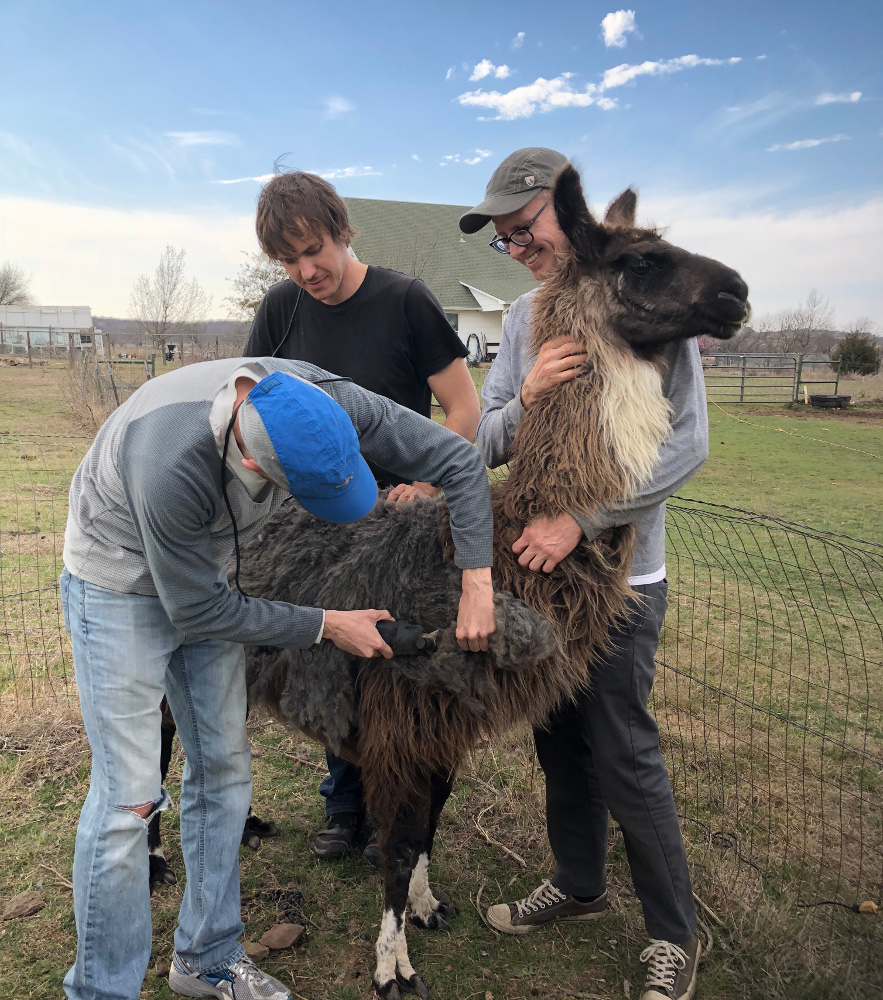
[115, 787, 171, 822]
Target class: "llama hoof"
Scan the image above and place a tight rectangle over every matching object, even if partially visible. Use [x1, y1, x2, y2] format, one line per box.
[245, 813, 281, 840]
[242, 832, 262, 851]
[410, 910, 452, 931]
[399, 973, 428, 999]
[148, 858, 177, 892]
[375, 978, 401, 1000]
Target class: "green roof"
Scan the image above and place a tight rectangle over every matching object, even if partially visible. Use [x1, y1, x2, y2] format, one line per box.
[345, 197, 537, 311]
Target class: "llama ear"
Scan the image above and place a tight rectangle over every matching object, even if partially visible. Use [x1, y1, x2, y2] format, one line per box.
[552, 163, 607, 264]
[603, 188, 637, 229]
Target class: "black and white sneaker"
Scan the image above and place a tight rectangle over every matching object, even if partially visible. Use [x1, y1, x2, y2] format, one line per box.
[169, 952, 292, 999]
[639, 934, 701, 1000]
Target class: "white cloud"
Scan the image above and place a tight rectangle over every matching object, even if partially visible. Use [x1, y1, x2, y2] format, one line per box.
[767, 134, 850, 151]
[439, 149, 493, 166]
[445, 66, 454, 80]
[411, 154, 421, 161]
[470, 59, 511, 81]
[165, 131, 237, 146]
[756, 54, 767, 60]
[511, 31, 525, 50]
[601, 54, 741, 89]
[213, 173, 276, 185]
[314, 165, 380, 179]
[601, 10, 637, 48]
[816, 91, 861, 105]
[324, 96, 355, 119]
[458, 53, 741, 120]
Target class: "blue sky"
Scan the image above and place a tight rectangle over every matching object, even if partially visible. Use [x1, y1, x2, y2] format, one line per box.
[1, 0, 880, 321]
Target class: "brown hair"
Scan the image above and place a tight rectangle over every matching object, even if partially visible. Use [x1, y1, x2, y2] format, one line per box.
[255, 171, 355, 259]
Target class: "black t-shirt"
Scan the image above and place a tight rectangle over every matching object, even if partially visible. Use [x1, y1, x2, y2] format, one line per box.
[244, 266, 468, 486]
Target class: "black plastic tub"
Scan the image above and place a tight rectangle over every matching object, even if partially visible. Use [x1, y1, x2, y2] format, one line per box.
[809, 394, 852, 408]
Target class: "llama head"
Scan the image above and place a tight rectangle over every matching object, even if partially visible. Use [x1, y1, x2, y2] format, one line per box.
[551, 163, 750, 346]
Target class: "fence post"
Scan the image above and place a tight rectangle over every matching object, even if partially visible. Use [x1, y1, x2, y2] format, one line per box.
[794, 354, 804, 402]
[834, 356, 841, 395]
[105, 361, 121, 407]
[0, 323, 4, 354]
[739, 355, 746, 403]
[26, 331, 33, 368]
[150, 354, 156, 377]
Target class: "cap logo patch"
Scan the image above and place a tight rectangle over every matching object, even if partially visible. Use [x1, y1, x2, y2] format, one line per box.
[336, 473, 354, 489]
[524, 174, 535, 186]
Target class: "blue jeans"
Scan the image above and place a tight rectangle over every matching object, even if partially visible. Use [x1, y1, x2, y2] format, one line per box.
[320, 751, 365, 817]
[60, 570, 252, 1000]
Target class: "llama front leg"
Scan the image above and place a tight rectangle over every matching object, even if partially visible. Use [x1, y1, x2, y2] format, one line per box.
[374, 789, 431, 999]
[408, 772, 456, 931]
[149, 698, 178, 891]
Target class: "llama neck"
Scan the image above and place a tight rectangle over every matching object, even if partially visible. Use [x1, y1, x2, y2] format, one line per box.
[501, 274, 672, 524]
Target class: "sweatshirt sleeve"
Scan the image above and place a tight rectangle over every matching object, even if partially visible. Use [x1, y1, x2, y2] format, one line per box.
[303, 372, 494, 570]
[118, 425, 325, 649]
[475, 293, 533, 469]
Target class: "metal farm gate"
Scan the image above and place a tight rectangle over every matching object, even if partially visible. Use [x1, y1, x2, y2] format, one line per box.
[702, 354, 841, 404]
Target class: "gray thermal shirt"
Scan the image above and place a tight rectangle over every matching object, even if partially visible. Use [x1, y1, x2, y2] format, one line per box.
[476, 289, 709, 582]
[63, 358, 493, 649]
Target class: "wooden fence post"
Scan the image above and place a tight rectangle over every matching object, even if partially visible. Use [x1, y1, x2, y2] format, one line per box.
[27, 331, 33, 367]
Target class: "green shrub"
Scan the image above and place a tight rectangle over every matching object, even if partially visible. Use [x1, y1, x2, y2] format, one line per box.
[831, 332, 881, 375]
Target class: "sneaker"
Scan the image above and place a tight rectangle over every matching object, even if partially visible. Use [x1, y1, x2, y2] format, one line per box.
[485, 879, 607, 935]
[312, 812, 360, 860]
[362, 827, 382, 869]
[639, 934, 701, 1000]
[169, 953, 292, 999]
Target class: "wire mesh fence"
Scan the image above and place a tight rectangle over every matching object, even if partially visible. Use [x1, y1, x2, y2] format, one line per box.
[0, 440, 880, 978]
[659, 497, 882, 977]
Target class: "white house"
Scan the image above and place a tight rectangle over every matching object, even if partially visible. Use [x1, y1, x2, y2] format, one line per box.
[345, 197, 537, 358]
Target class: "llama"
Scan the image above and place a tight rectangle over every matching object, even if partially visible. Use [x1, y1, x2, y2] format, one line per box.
[238, 164, 749, 997]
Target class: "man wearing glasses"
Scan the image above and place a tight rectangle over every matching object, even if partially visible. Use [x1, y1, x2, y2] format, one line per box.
[460, 148, 706, 1000]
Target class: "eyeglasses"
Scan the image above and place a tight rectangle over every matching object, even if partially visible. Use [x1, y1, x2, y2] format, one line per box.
[489, 203, 548, 254]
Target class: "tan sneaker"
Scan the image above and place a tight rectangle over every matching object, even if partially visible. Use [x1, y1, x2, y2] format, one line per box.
[639, 934, 701, 1000]
[485, 879, 608, 935]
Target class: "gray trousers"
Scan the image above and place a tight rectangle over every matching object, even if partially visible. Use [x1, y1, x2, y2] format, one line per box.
[533, 580, 697, 945]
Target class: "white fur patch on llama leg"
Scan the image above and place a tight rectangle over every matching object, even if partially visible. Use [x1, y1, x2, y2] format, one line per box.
[375, 908, 399, 985]
[407, 852, 439, 925]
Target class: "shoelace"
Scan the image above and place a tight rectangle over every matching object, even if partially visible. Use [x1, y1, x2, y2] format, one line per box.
[639, 939, 688, 992]
[513, 879, 567, 917]
[228, 958, 282, 998]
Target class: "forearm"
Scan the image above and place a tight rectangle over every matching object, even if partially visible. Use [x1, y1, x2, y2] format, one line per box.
[439, 403, 480, 444]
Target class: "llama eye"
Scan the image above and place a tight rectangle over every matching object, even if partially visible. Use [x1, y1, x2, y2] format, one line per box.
[629, 259, 652, 276]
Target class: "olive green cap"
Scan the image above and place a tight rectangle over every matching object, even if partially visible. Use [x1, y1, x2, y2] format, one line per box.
[459, 147, 569, 234]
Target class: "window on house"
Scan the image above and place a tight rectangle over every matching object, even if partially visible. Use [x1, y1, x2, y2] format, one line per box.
[444, 312, 459, 332]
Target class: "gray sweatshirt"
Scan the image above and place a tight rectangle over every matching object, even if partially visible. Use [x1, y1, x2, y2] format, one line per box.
[476, 289, 708, 582]
[64, 358, 493, 649]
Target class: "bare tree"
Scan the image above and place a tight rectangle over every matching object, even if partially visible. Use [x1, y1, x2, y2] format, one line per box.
[0, 261, 36, 306]
[224, 251, 287, 325]
[769, 288, 836, 353]
[129, 245, 211, 358]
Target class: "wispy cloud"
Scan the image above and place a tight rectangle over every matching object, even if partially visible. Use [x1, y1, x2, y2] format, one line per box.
[165, 131, 237, 146]
[0, 131, 39, 167]
[458, 54, 741, 120]
[767, 134, 850, 151]
[445, 66, 455, 80]
[324, 96, 355, 119]
[439, 149, 492, 166]
[214, 164, 381, 185]
[816, 91, 861, 105]
[213, 173, 276, 185]
[756, 54, 767, 60]
[104, 136, 176, 179]
[411, 154, 421, 161]
[511, 31, 525, 50]
[601, 10, 637, 48]
[315, 165, 380, 179]
[470, 59, 511, 81]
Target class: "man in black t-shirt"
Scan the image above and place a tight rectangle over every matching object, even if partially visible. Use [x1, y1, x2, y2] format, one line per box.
[245, 170, 483, 862]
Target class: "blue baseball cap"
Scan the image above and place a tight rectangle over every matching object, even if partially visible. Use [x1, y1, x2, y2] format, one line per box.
[238, 373, 378, 523]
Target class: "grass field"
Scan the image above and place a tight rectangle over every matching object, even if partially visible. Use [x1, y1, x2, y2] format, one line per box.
[1, 361, 881, 1000]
